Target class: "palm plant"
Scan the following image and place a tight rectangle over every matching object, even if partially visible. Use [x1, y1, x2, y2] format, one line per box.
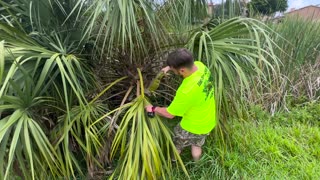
[187, 17, 279, 122]
[0, 0, 280, 178]
[109, 69, 188, 179]
[0, 69, 63, 179]
[0, 0, 108, 178]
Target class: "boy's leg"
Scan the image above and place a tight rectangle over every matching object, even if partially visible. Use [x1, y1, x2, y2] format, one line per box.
[173, 124, 208, 161]
[190, 132, 208, 161]
[191, 145, 202, 161]
[172, 125, 185, 161]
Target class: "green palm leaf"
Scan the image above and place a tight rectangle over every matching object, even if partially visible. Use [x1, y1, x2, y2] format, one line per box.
[187, 17, 280, 120]
[0, 41, 4, 84]
[0, 104, 62, 179]
[110, 69, 188, 179]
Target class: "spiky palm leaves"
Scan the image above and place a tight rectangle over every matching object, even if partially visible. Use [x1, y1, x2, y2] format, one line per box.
[0, 0, 108, 177]
[110, 70, 188, 179]
[187, 17, 280, 123]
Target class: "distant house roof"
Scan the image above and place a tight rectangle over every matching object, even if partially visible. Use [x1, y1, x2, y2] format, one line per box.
[285, 5, 320, 21]
[286, 5, 320, 14]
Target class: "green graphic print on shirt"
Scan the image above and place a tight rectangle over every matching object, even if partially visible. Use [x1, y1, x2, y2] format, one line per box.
[197, 67, 214, 101]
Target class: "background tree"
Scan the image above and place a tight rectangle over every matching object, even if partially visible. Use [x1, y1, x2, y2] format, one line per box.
[248, 0, 288, 15]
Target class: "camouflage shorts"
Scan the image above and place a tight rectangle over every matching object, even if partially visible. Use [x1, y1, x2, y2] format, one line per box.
[173, 124, 208, 151]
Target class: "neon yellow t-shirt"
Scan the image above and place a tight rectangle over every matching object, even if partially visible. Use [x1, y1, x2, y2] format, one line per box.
[167, 61, 216, 134]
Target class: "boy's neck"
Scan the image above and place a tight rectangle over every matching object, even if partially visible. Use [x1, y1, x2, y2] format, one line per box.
[183, 65, 198, 78]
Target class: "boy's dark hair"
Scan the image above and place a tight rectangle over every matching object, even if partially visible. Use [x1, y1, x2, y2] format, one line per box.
[167, 48, 194, 69]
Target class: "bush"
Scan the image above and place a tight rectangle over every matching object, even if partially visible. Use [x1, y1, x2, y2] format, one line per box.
[249, 18, 320, 112]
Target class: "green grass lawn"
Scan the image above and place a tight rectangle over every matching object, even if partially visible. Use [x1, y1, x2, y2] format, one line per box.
[172, 102, 320, 179]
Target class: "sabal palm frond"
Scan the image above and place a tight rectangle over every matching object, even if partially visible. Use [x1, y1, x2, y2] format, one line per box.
[51, 77, 127, 177]
[0, 71, 63, 179]
[0, 1, 100, 178]
[79, 0, 208, 61]
[0, 41, 4, 83]
[187, 17, 280, 120]
[110, 69, 188, 179]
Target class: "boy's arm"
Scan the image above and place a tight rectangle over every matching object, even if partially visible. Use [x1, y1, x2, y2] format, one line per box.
[145, 105, 175, 119]
[154, 107, 175, 119]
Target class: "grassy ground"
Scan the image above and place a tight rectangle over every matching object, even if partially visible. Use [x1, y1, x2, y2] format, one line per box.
[171, 102, 320, 179]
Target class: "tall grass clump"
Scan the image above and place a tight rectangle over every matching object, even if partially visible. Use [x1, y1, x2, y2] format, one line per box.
[248, 17, 320, 113]
[273, 18, 320, 103]
[172, 102, 320, 179]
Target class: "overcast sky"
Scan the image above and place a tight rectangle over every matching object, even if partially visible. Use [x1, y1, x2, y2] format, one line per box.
[288, 0, 319, 10]
[211, 0, 320, 11]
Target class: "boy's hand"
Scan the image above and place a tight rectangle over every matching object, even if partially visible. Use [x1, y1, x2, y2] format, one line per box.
[145, 105, 153, 112]
[161, 66, 171, 74]
[145, 105, 155, 118]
